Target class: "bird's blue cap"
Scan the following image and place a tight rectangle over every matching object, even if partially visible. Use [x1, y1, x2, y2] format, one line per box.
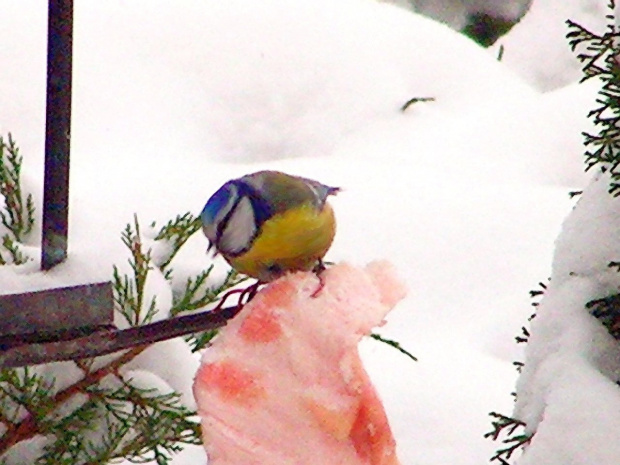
[200, 183, 233, 225]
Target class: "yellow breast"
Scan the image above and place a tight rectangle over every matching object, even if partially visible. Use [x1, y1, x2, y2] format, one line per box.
[226, 203, 336, 282]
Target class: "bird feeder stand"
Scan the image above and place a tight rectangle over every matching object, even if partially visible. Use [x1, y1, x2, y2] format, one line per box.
[0, 0, 241, 368]
[0, 0, 115, 362]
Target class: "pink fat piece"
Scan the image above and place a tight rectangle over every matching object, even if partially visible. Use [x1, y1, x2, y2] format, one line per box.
[193, 261, 407, 465]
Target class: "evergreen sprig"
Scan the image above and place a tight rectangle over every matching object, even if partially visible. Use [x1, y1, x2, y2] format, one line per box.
[586, 286, 620, 340]
[36, 396, 110, 464]
[170, 267, 246, 316]
[369, 333, 418, 362]
[113, 216, 158, 326]
[566, 0, 620, 341]
[0, 347, 142, 459]
[0, 235, 29, 266]
[566, 0, 620, 193]
[153, 213, 202, 273]
[485, 278, 547, 459]
[0, 134, 34, 242]
[0, 367, 55, 427]
[514, 280, 546, 347]
[484, 5, 620, 462]
[25, 365, 202, 464]
[170, 267, 247, 352]
[485, 412, 531, 464]
[0, 341, 204, 464]
[0, 134, 34, 265]
[84, 380, 201, 465]
[153, 213, 249, 351]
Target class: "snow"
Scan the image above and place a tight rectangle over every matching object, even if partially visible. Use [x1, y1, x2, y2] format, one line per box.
[490, 0, 615, 91]
[513, 170, 620, 464]
[0, 0, 613, 464]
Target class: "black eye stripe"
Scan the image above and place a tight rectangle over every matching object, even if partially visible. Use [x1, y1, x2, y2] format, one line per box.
[216, 193, 243, 245]
[234, 180, 273, 227]
[215, 180, 269, 256]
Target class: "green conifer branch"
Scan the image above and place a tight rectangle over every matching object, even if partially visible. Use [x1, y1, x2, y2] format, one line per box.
[485, 279, 546, 459]
[153, 213, 202, 272]
[566, 0, 620, 194]
[113, 217, 158, 326]
[0, 134, 34, 265]
[369, 333, 417, 362]
[168, 266, 248, 352]
[483, 5, 620, 462]
[485, 412, 531, 464]
[0, 346, 147, 456]
[0, 134, 34, 243]
[0, 235, 30, 265]
[169, 267, 246, 316]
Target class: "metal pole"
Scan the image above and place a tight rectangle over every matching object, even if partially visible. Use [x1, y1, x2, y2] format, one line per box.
[42, 0, 73, 270]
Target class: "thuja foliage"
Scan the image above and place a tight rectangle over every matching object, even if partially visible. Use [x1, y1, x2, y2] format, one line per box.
[113, 214, 246, 352]
[369, 333, 418, 362]
[0, 347, 203, 465]
[484, 281, 543, 463]
[567, 0, 620, 348]
[0, 133, 246, 463]
[566, 0, 620, 194]
[484, 413, 531, 465]
[487, 3, 620, 462]
[0, 134, 34, 265]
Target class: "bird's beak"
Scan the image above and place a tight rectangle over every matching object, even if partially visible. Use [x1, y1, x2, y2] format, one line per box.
[207, 241, 219, 257]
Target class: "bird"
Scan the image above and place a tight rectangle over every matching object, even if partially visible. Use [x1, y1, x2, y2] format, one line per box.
[200, 170, 339, 283]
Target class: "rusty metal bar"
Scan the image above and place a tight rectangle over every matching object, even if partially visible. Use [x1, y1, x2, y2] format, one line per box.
[0, 305, 242, 368]
[41, 0, 73, 270]
[0, 282, 113, 337]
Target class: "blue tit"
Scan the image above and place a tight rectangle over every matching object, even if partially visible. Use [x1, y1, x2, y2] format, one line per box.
[200, 170, 339, 283]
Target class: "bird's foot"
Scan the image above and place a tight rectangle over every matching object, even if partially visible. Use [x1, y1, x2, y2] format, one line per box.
[238, 282, 260, 305]
[212, 281, 261, 313]
[310, 260, 327, 298]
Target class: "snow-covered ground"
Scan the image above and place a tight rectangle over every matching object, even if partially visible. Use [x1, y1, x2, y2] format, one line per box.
[0, 0, 615, 464]
[490, 0, 615, 91]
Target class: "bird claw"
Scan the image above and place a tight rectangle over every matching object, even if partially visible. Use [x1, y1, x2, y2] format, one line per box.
[238, 282, 260, 305]
[310, 259, 327, 298]
[211, 281, 261, 313]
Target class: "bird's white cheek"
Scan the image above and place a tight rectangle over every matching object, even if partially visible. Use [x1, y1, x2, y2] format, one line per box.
[219, 196, 257, 255]
[202, 224, 218, 245]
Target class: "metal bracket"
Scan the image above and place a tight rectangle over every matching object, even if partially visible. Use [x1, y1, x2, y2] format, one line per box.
[0, 304, 241, 368]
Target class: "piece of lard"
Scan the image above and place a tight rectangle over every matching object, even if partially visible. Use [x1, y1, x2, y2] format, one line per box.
[194, 261, 407, 465]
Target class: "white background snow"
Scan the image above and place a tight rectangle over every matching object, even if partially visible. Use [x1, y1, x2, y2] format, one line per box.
[0, 0, 617, 463]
